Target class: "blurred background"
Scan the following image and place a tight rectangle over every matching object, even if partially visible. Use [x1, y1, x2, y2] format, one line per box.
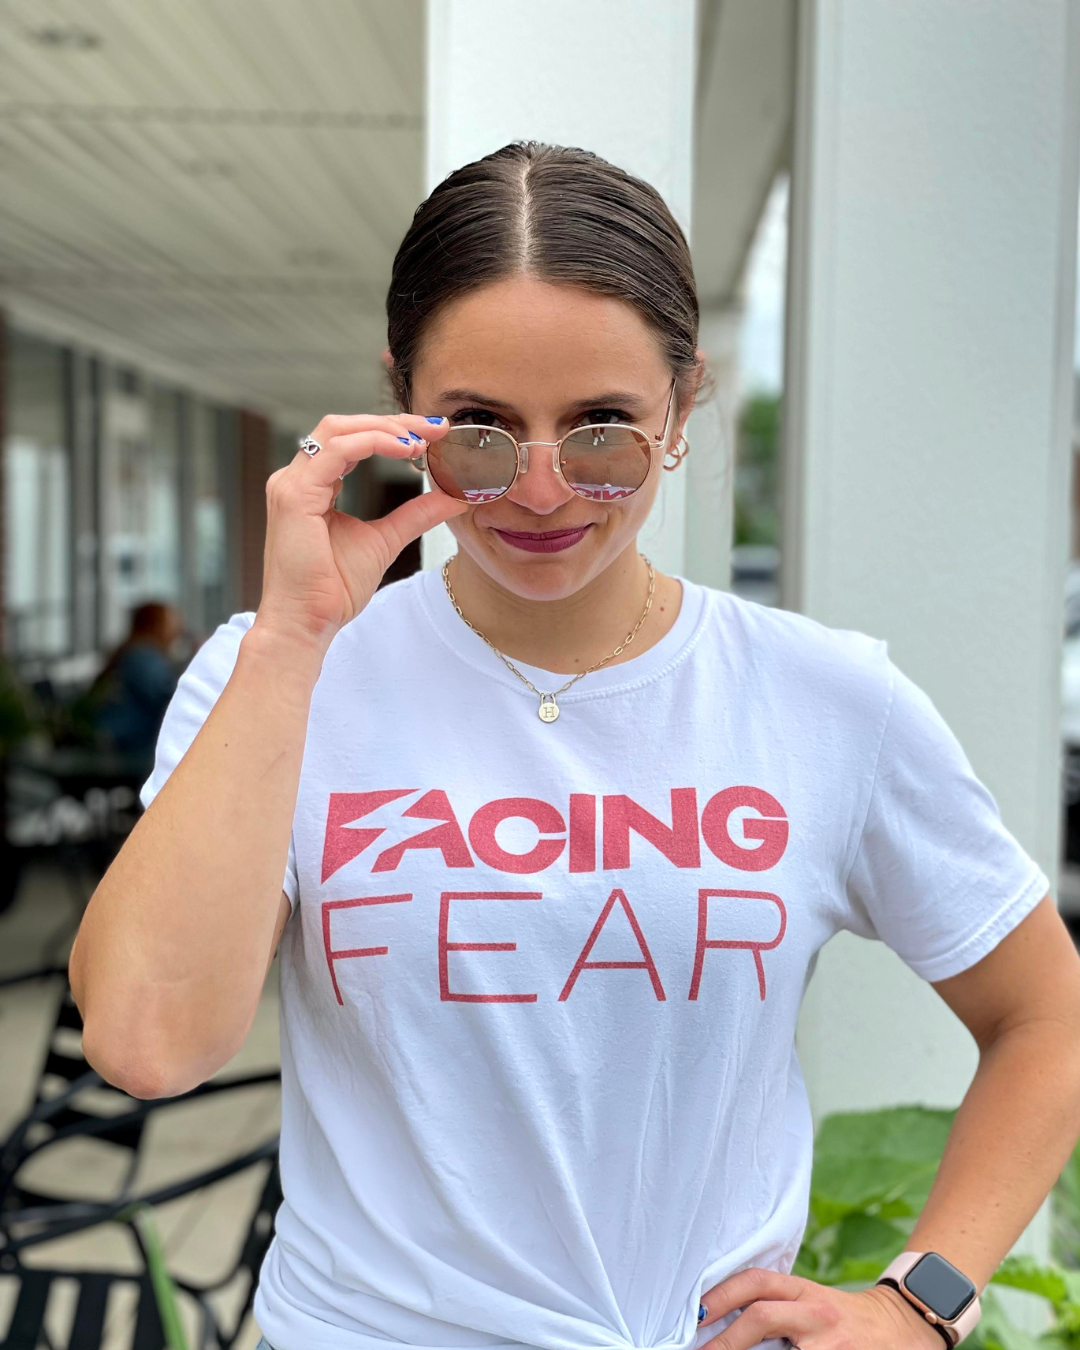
[0, 1, 1078, 1347]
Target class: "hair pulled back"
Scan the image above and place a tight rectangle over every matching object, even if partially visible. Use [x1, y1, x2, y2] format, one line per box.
[386, 141, 700, 410]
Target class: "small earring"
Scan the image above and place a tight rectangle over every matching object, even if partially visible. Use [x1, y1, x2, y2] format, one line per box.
[662, 435, 689, 471]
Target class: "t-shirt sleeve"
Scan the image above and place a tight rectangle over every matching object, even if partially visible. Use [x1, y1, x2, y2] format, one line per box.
[843, 659, 1050, 982]
[139, 612, 300, 909]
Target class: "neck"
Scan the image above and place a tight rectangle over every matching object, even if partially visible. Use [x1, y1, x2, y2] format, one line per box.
[445, 545, 682, 675]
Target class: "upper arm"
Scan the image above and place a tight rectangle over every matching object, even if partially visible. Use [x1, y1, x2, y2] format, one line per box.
[931, 894, 1080, 1049]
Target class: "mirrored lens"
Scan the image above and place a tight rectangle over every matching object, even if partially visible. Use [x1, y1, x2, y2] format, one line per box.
[560, 425, 651, 501]
[424, 426, 518, 502]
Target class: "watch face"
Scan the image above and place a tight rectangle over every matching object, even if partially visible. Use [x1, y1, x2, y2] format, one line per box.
[904, 1254, 976, 1322]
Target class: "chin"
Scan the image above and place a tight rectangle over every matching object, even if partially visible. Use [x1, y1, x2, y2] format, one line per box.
[494, 553, 605, 602]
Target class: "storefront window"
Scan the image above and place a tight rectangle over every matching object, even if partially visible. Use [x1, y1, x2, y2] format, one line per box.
[188, 400, 233, 635]
[147, 386, 183, 604]
[99, 373, 182, 648]
[4, 331, 71, 658]
[4, 334, 248, 661]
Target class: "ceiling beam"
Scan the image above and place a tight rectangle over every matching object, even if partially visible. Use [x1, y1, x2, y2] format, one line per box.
[693, 0, 795, 310]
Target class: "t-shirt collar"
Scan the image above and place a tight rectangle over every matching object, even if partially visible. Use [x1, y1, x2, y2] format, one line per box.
[414, 559, 706, 702]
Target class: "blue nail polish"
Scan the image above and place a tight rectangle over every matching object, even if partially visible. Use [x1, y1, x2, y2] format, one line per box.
[409, 431, 424, 441]
[698, 1305, 706, 1322]
[425, 416, 445, 424]
[396, 436, 411, 445]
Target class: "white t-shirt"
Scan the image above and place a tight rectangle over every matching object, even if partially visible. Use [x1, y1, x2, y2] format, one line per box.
[141, 567, 1049, 1350]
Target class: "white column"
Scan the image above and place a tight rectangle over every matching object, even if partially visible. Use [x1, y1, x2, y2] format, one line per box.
[685, 305, 741, 591]
[421, 0, 704, 577]
[785, 0, 1080, 1288]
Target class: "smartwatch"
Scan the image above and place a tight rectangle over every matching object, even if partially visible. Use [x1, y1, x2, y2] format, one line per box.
[876, 1251, 981, 1346]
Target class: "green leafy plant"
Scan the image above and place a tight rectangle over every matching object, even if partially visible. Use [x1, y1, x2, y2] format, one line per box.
[1053, 1136, 1080, 1271]
[123, 1203, 190, 1350]
[733, 393, 781, 547]
[795, 1106, 953, 1286]
[797, 1106, 1080, 1348]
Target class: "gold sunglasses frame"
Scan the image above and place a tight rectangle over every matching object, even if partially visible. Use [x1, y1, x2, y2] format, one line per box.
[407, 379, 678, 503]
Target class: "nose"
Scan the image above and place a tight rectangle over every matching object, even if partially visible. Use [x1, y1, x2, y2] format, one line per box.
[505, 444, 577, 515]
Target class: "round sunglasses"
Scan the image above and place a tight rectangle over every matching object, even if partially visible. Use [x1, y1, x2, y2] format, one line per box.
[408, 381, 677, 504]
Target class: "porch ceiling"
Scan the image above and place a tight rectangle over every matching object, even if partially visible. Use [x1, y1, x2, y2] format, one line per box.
[693, 0, 795, 314]
[0, 0, 425, 428]
[0, 0, 792, 429]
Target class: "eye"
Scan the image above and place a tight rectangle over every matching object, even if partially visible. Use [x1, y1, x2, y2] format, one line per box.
[573, 408, 634, 428]
[449, 407, 508, 429]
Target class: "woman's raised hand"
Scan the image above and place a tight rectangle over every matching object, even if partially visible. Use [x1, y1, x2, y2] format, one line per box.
[256, 412, 467, 650]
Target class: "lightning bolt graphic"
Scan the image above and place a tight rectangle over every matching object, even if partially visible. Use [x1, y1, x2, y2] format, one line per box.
[321, 789, 476, 882]
[322, 788, 420, 882]
[343, 791, 433, 853]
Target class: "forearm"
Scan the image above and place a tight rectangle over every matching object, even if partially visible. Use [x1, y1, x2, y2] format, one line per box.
[71, 621, 325, 1095]
[908, 1015, 1080, 1288]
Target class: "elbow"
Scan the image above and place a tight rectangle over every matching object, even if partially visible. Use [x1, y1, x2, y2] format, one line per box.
[80, 1017, 220, 1100]
[81, 1020, 181, 1099]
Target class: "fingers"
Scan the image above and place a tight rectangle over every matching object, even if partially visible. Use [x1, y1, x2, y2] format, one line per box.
[703, 1300, 819, 1350]
[701, 1269, 805, 1325]
[403, 412, 449, 440]
[288, 414, 450, 492]
[367, 484, 469, 561]
[699, 1270, 811, 1350]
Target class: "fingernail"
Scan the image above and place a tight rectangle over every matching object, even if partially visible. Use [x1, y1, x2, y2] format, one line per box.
[409, 431, 424, 441]
[698, 1306, 706, 1322]
[396, 436, 411, 445]
[425, 416, 445, 424]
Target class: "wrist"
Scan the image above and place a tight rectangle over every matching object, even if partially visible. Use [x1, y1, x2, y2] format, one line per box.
[241, 615, 332, 682]
[872, 1282, 952, 1345]
[876, 1251, 981, 1347]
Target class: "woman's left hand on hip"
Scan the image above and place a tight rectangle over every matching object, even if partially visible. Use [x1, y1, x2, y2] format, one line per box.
[698, 1268, 946, 1349]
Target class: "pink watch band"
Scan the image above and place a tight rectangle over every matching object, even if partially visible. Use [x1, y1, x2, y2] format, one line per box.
[877, 1251, 982, 1346]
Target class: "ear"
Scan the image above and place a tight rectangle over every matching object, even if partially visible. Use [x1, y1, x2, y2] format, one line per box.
[381, 346, 393, 371]
[689, 348, 708, 406]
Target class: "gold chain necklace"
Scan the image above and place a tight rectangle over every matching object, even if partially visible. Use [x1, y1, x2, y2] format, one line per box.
[441, 554, 656, 723]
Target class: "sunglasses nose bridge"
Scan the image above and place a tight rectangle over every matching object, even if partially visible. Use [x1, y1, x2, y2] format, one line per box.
[515, 439, 563, 478]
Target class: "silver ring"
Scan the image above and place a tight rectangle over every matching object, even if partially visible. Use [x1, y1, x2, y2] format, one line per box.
[299, 435, 322, 457]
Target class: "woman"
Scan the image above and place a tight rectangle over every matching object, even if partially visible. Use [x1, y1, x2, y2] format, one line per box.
[88, 600, 182, 763]
[70, 143, 1080, 1350]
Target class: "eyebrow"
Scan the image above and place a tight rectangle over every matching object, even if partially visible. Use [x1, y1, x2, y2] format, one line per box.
[436, 388, 647, 411]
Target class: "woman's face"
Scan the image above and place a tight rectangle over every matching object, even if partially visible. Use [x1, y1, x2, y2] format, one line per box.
[407, 275, 688, 602]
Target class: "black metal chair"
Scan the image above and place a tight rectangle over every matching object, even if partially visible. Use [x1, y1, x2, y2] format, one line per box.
[2, 736, 151, 940]
[1, 1145, 282, 1350]
[0, 967, 283, 1349]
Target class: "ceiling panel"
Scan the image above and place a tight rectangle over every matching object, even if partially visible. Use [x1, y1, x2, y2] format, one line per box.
[0, 0, 425, 427]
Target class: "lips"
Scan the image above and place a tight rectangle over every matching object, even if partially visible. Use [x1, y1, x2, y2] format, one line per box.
[491, 525, 593, 554]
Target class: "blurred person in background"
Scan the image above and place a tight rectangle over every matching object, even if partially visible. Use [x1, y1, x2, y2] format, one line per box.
[89, 601, 182, 764]
[70, 144, 1080, 1350]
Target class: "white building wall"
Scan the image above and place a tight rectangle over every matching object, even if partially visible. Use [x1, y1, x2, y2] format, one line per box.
[785, 0, 1080, 1286]
[421, 0, 705, 578]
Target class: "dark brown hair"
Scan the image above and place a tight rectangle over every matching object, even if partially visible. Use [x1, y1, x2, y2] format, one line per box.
[386, 141, 700, 410]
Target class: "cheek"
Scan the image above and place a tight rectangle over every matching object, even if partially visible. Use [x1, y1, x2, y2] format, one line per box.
[579, 451, 664, 536]
[614, 458, 662, 530]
